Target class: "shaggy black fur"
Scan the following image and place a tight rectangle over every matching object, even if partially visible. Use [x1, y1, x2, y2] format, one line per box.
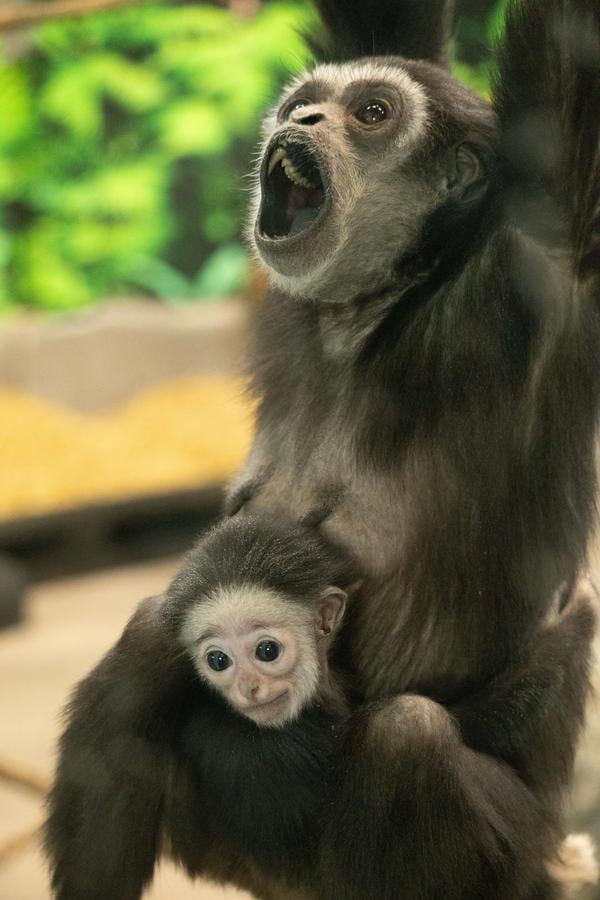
[309, 0, 455, 66]
[45, 1, 600, 898]
[45, 517, 352, 899]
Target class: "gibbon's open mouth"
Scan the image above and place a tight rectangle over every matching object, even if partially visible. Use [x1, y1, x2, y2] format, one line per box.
[258, 137, 328, 241]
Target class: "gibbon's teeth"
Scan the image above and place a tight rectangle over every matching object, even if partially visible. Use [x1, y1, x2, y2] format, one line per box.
[267, 143, 318, 189]
[268, 146, 286, 176]
[281, 158, 316, 190]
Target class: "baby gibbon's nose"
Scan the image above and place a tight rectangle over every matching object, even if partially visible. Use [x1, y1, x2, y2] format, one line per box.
[237, 673, 261, 702]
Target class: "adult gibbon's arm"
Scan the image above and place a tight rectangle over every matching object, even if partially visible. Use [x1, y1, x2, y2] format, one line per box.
[494, 0, 600, 290]
[310, 0, 455, 66]
[489, 0, 600, 616]
[453, 582, 598, 801]
[44, 596, 184, 900]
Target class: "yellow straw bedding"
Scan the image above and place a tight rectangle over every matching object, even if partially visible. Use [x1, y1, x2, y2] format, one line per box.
[0, 377, 253, 520]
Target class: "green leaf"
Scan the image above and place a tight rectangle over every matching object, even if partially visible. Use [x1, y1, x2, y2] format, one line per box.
[58, 159, 169, 217]
[128, 256, 193, 301]
[135, 5, 230, 42]
[0, 65, 33, 146]
[91, 55, 166, 111]
[36, 5, 165, 57]
[41, 63, 103, 139]
[66, 217, 169, 267]
[159, 100, 229, 156]
[0, 1, 317, 310]
[202, 208, 237, 243]
[15, 222, 93, 310]
[41, 55, 166, 139]
[193, 243, 248, 299]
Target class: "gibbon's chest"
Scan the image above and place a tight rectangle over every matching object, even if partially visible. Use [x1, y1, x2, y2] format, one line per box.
[244, 430, 409, 581]
[244, 456, 470, 698]
[241, 418, 481, 699]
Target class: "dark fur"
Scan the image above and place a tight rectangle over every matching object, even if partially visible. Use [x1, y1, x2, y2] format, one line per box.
[45, 1, 600, 898]
[242, 0, 600, 896]
[45, 517, 352, 899]
[309, 0, 455, 67]
[245, 0, 600, 708]
[164, 513, 355, 621]
[170, 689, 339, 883]
[318, 590, 597, 900]
[44, 552, 596, 900]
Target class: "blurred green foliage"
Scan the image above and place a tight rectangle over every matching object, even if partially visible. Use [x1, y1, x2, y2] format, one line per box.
[0, 0, 506, 313]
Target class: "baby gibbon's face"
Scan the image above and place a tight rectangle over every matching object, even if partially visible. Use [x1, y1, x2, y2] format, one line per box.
[181, 583, 346, 728]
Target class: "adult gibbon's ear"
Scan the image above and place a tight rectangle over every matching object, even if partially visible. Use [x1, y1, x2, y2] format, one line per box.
[317, 588, 347, 637]
[441, 143, 489, 201]
[309, 0, 455, 68]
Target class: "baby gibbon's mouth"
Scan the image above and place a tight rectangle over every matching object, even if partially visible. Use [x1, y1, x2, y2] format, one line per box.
[244, 690, 289, 717]
[259, 137, 327, 240]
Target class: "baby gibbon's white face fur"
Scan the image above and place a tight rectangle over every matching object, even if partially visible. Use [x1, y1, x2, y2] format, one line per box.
[180, 584, 345, 728]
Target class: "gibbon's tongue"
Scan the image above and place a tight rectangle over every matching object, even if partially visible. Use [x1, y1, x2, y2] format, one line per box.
[260, 140, 326, 239]
[287, 187, 323, 236]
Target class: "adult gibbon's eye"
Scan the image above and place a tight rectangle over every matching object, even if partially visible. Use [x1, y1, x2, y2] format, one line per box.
[285, 99, 309, 118]
[255, 640, 281, 662]
[355, 101, 389, 125]
[207, 650, 231, 672]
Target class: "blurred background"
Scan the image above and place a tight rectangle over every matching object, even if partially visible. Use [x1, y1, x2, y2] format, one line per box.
[0, 1, 597, 898]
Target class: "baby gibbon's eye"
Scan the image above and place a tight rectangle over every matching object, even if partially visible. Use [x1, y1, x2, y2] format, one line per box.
[354, 100, 389, 126]
[255, 640, 281, 662]
[207, 650, 232, 672]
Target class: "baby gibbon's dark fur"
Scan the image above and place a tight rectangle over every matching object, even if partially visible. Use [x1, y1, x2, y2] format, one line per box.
[46, 517, 354, 898]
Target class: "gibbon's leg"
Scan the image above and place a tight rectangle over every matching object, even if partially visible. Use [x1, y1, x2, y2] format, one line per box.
[318, 586, 597, 900]
[319, 694, 558, 900]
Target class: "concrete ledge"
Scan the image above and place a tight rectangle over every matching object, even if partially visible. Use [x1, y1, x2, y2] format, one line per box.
[0, 298, 249, 413]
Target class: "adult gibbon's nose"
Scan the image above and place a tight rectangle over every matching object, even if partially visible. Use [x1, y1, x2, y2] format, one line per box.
[291, 105, 325, 127]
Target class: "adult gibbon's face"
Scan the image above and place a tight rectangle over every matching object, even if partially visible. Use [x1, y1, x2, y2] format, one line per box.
[250, 59, 492, 302]
[251, 60, 434, 300]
